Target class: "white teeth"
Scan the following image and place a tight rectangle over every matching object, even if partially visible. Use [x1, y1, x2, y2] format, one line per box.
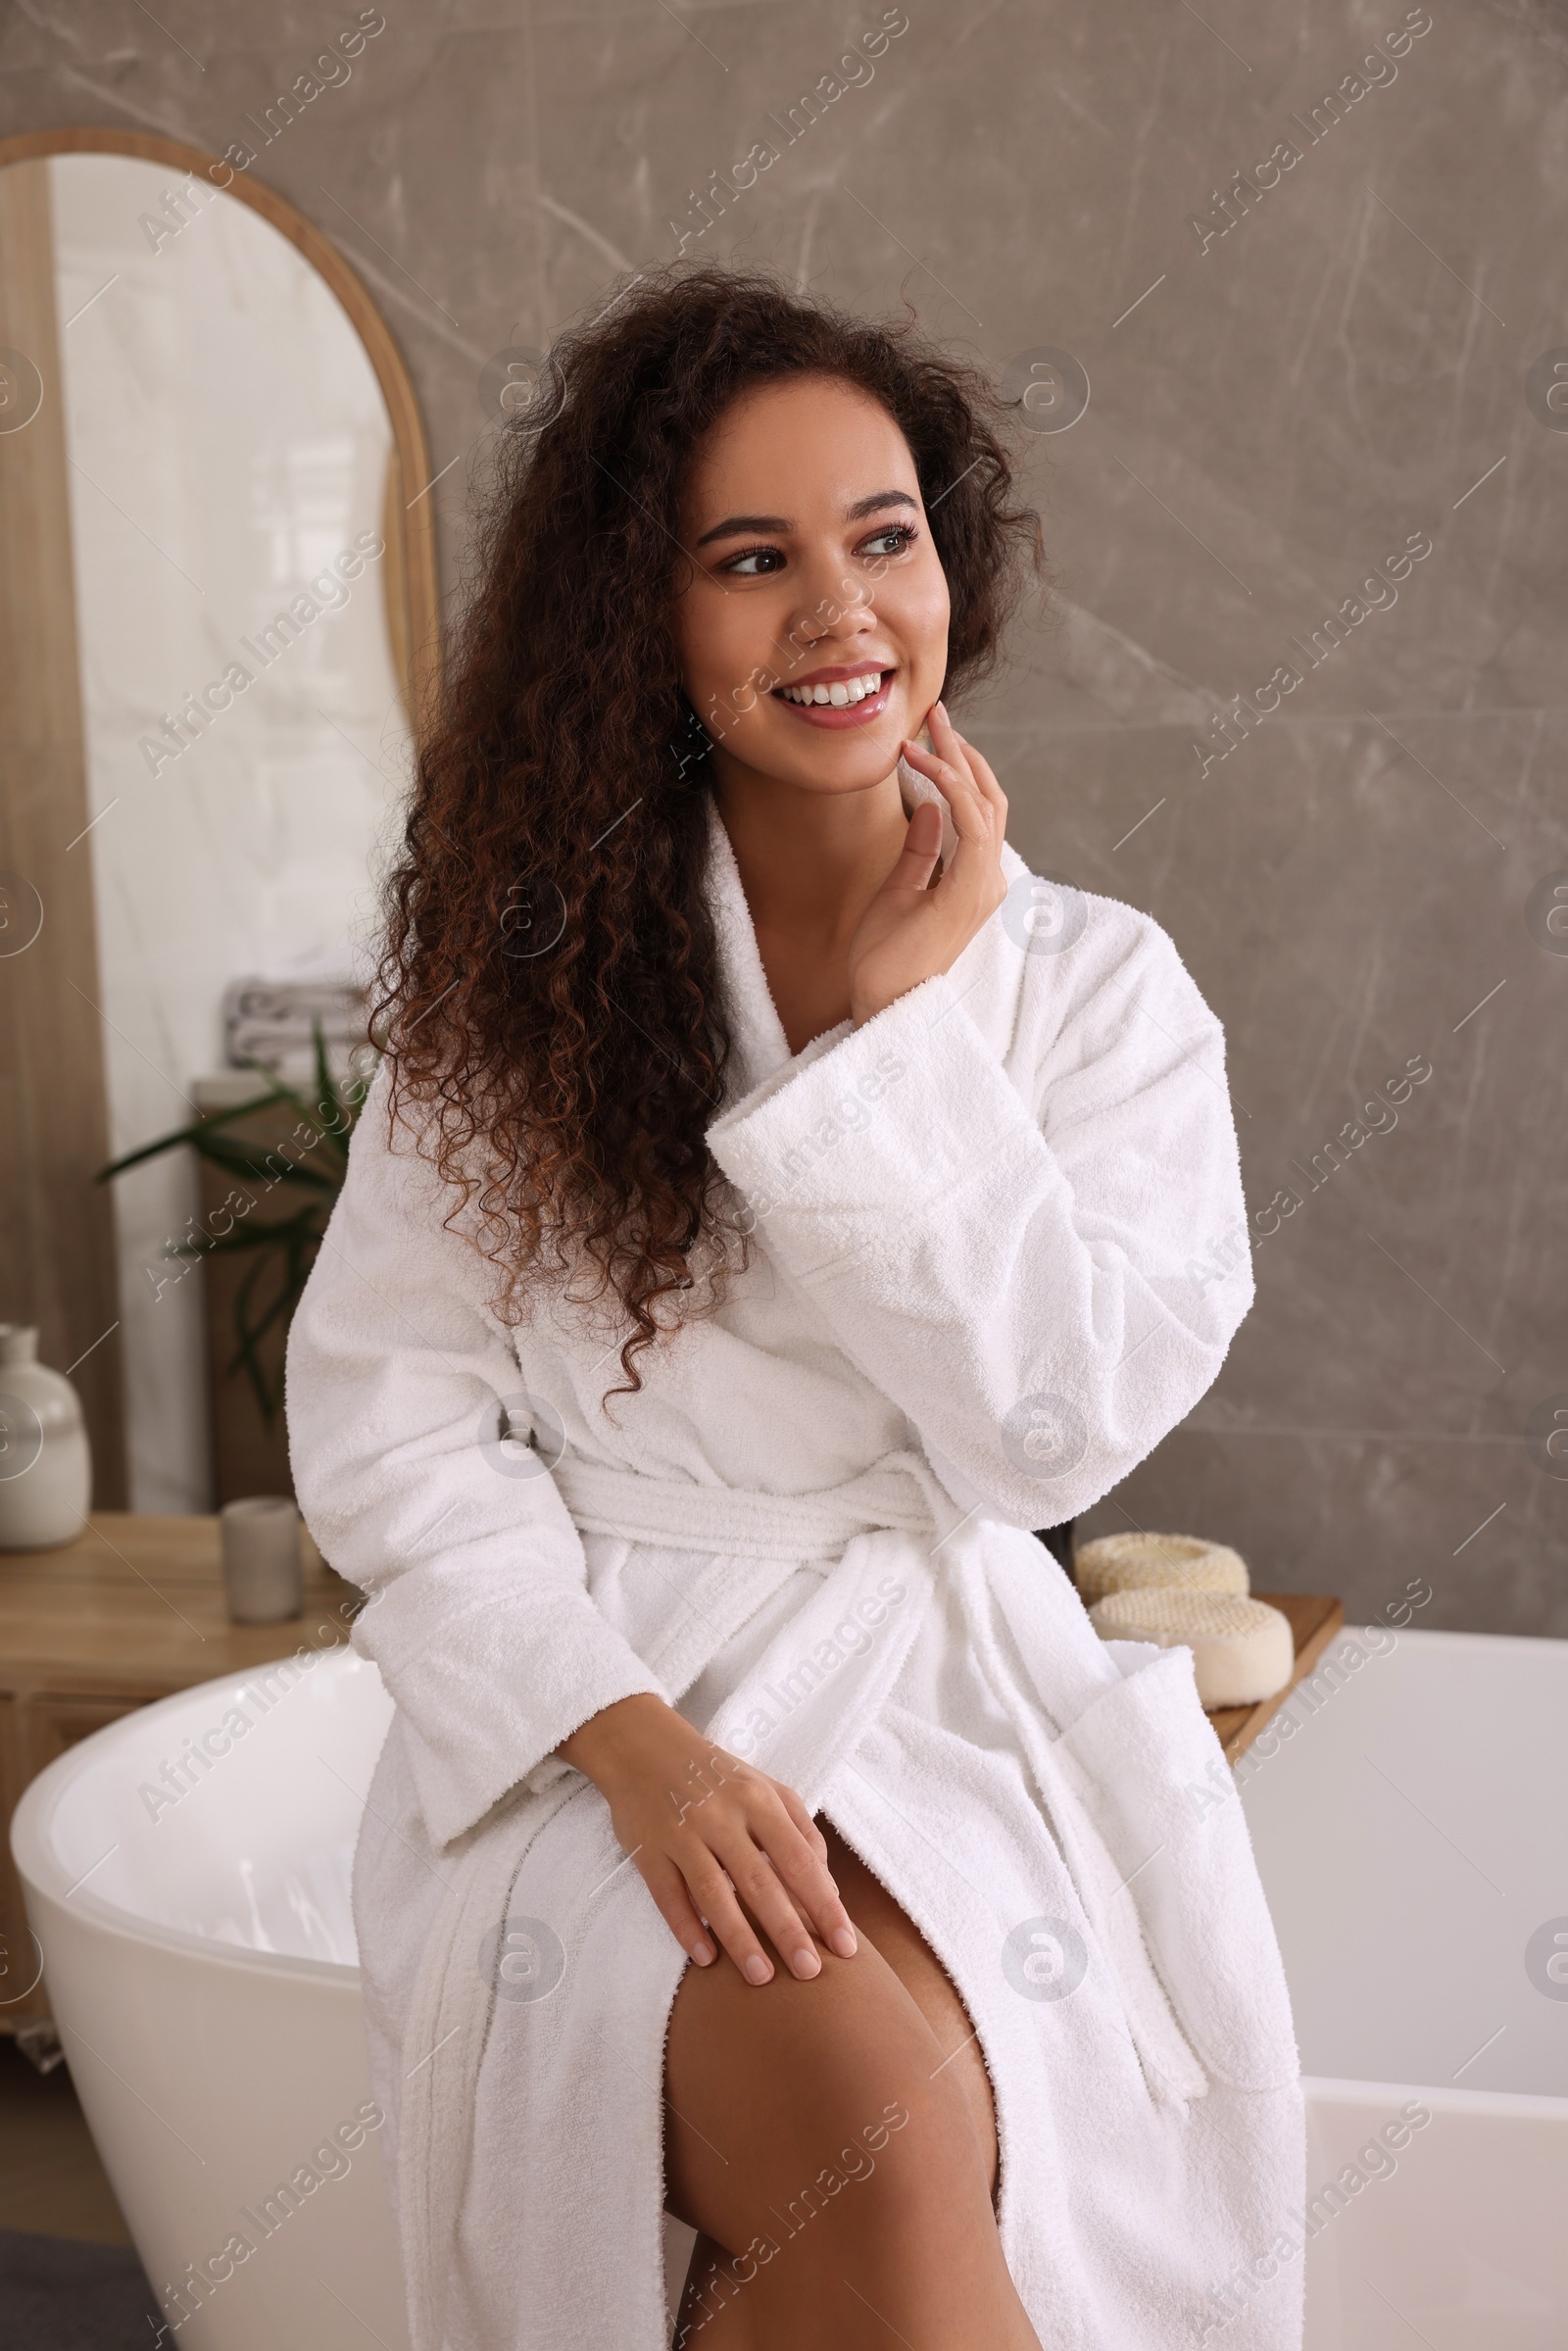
[781, 671, 884, 707]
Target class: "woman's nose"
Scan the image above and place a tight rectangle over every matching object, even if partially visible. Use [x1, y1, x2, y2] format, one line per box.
[785, 586, 878, 653]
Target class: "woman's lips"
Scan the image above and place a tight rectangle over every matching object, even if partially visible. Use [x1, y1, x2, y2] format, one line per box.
[772, 672, 895, 730]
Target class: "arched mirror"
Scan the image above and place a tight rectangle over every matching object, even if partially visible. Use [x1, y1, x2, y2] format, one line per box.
[0, 130, 440, 1514]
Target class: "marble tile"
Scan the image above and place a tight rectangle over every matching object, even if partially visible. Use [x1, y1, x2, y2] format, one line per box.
[1076, 1423, 1568, 1642]
[4, 0, 1564, 1624]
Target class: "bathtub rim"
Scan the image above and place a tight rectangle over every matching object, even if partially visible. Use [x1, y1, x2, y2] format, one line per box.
[10, 1645, 377, 1987]
[1301, 2071, 1568, 2124]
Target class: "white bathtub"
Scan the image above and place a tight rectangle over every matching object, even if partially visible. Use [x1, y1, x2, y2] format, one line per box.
[10, 1645, 409, 2351]
[1241, 1625, 1568, 2349]
[11, 1626, 1567, 2349]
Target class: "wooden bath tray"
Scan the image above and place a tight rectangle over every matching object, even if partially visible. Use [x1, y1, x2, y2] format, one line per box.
[1205, 1592, 1345, 1765]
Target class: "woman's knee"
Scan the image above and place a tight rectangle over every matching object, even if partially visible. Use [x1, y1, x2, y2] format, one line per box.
[668, 1929, 937, 2136]
[665, 1940, 990, 2249]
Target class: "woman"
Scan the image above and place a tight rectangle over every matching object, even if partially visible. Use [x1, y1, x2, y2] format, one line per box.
[287, 268, 1302, 2351]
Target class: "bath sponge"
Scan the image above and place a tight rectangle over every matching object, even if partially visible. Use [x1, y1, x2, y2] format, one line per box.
[1088, 1590, 1295, 1708]
[1073, 1530, 1250, 1608]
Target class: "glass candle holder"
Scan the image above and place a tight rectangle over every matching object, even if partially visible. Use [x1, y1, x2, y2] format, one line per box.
[220, 1495, 303, 1624]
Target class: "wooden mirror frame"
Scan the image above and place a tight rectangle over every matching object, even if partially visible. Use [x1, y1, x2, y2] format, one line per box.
[0, 128, 442, 1509]
[0, 125, 443, 714]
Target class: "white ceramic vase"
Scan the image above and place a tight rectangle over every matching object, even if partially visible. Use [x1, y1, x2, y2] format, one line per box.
[0, 1324, 92, 1550]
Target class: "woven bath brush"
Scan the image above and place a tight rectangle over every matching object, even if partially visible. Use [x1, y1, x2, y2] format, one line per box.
[1073, 1530, 1250, 1608]
[1088, 1589, 1294, 1707]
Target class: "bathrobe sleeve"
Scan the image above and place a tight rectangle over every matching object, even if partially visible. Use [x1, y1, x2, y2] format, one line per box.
[705, 891, 1253, 1531]
[284, 1069, 666, 1849]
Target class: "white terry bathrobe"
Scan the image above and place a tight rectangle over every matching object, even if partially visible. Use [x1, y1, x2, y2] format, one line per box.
[286, 786, 1303, 2351]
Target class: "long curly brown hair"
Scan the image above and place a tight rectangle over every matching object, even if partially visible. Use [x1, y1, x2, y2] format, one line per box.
[374, 266, 1041, 1402]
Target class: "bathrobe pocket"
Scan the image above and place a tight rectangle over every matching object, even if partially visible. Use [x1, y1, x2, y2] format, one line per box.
[1054, 1644, 1300, 2092]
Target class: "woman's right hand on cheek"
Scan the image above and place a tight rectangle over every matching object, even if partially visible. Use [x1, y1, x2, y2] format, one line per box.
[558, 1692, 857, 1984]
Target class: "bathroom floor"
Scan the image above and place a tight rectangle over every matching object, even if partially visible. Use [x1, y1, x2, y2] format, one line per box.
[0, 2034, 161, 2347]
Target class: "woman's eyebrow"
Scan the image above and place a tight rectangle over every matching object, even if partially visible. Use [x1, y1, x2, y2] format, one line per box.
[694, 512, 791, 547]
[694, 489, 918, 549]
[844, 489, 919, 521]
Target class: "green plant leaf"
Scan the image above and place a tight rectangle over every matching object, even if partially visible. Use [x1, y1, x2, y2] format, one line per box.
[97, 1087, 292, 1181]
[97, 1014, 375, 1426]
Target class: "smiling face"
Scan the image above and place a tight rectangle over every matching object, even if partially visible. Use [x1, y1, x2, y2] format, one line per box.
[671, 373, 952, 801]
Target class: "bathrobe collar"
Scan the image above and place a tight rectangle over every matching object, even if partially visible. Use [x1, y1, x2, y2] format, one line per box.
[703, 759, 1028, 1100]
[703, 794, 794, 1099]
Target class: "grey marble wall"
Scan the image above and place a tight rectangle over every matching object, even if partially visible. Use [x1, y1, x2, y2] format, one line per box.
[5, 0, 1565, 1634]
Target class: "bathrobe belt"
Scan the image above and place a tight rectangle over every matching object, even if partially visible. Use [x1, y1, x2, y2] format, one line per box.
[550, 1445, 956, 1561]
[547, 1445, 980, 1715]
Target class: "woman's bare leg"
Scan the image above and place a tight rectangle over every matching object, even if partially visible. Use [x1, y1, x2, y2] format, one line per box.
[665, 1819, 1038, 2349]
[819, 1824, 1000, 2199]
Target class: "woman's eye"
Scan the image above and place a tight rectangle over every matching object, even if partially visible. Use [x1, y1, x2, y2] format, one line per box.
[722, 545, 786, 576]
[858, 525, 916, 558]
